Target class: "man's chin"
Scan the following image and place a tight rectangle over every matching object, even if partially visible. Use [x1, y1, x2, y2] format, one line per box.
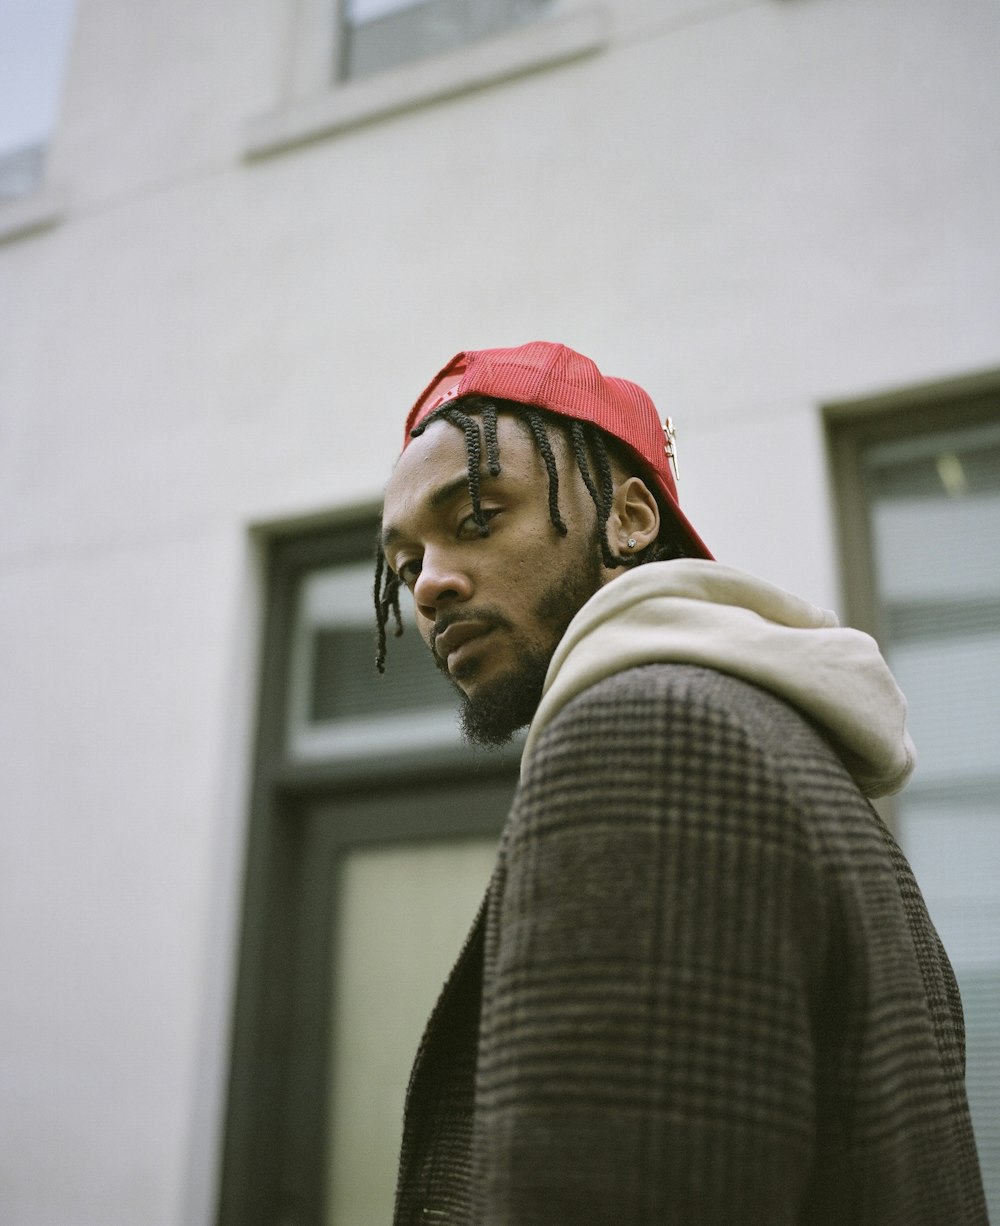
[455, 656, 549, 749]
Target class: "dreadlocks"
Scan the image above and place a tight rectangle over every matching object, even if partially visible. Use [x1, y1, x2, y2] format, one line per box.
[374, 396, 685, 672]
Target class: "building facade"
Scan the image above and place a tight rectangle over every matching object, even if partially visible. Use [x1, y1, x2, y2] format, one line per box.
[1, 1, 998, 1223]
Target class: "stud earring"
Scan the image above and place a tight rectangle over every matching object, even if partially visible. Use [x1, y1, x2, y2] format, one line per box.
[627, 537, 637, 549]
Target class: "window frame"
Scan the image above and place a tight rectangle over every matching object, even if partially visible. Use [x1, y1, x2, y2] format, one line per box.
[825, 370, 1000, 1214]
[217, 516, 519, 1226]
[825, 370, 1000, 830]
[243, 1, 608, 158]
[825, 368, 1000, 643]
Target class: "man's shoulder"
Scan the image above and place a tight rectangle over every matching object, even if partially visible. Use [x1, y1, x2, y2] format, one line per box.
[552, 661, 813, 740]
[514, 663, 881, 897]
[531, 662, 862, 805]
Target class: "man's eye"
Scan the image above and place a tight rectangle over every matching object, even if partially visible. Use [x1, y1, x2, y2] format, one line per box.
[397, 559, 421, 587]
[458, 508, 500, 538]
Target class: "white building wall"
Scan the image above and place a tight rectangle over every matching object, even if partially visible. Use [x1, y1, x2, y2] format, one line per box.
[0, 0, 998, 1222]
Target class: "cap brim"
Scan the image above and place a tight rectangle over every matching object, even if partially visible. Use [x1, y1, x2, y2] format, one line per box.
[651, 473, 713, 561]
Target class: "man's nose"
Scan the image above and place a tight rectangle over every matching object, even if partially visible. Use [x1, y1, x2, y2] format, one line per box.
[413, 551, 473, 619]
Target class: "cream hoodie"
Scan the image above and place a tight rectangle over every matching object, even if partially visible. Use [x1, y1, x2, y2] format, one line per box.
[522, 560, 915, 799]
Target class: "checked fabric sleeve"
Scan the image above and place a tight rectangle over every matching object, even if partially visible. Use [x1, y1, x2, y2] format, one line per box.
[470, 664, 987, 1225]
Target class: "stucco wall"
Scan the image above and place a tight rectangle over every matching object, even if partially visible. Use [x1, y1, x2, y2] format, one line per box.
[1, 0, 998, 1221]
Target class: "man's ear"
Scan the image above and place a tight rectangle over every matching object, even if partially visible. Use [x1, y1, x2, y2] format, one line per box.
[607, 476, 660, 554]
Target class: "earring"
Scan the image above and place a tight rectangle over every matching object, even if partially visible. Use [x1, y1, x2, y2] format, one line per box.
[626, 537, 637, 549]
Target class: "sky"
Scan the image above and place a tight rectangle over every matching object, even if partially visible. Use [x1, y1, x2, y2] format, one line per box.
[0, 0, 431, 154]
[0, 0, 77, 154]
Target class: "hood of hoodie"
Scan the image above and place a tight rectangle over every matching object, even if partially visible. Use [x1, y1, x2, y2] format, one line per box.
[521, 560, 915, 798]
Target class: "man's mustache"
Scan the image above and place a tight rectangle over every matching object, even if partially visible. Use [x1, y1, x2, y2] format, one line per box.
[430, 608, 513, 662]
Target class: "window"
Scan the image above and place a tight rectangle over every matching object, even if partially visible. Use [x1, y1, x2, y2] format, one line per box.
[220, 521, 519, 1226]
[341, 0, 552, 80]
[0, 0, 76, 202]
[828, 377, 1000, 1218]
[285, 558, 460, 761]
[243, 1, 606, 156]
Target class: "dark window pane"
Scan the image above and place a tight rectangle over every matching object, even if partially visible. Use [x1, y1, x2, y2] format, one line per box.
[310, 623, 452, 722]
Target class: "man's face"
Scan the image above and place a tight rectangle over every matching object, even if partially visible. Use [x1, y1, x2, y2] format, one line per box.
[380, 412, 609, 746]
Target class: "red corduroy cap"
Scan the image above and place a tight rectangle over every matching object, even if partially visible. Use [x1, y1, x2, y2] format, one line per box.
[404, 340, 713, 561]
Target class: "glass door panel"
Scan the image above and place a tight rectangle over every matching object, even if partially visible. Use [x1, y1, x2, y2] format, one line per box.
[326, 837, 498, 1225]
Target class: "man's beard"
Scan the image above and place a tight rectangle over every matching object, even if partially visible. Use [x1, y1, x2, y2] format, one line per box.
[456, 644, 551, 749]
[451, 539, 604, 749]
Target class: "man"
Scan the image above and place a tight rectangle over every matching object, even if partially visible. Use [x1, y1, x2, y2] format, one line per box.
[376, 341, 988, 1225]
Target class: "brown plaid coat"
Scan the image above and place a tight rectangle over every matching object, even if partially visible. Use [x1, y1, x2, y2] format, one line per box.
[393, 665, 988, 1225]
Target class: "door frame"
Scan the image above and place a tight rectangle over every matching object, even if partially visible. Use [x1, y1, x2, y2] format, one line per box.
[217, 520, 518, 1226]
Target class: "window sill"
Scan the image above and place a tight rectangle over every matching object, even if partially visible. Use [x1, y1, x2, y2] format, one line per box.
[0, 182, 66, 245]
[243, 8, 609, 160]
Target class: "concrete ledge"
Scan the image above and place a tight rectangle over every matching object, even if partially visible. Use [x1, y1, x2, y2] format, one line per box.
[243, 8, 609, 159]
[0, 183, 67, 245]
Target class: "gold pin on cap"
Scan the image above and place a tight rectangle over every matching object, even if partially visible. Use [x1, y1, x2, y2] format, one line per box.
[663, 417, 679, 482]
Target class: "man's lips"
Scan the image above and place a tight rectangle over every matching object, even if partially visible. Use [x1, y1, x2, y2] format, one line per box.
[432, 619, 494, 669]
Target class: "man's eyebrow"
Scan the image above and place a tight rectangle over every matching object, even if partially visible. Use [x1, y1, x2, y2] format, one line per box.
[429, 473, 475, 510]
[379, 474, 474, 550]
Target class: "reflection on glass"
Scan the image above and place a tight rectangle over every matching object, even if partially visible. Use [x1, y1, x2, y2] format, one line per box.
[326, 837, 497, 1225]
